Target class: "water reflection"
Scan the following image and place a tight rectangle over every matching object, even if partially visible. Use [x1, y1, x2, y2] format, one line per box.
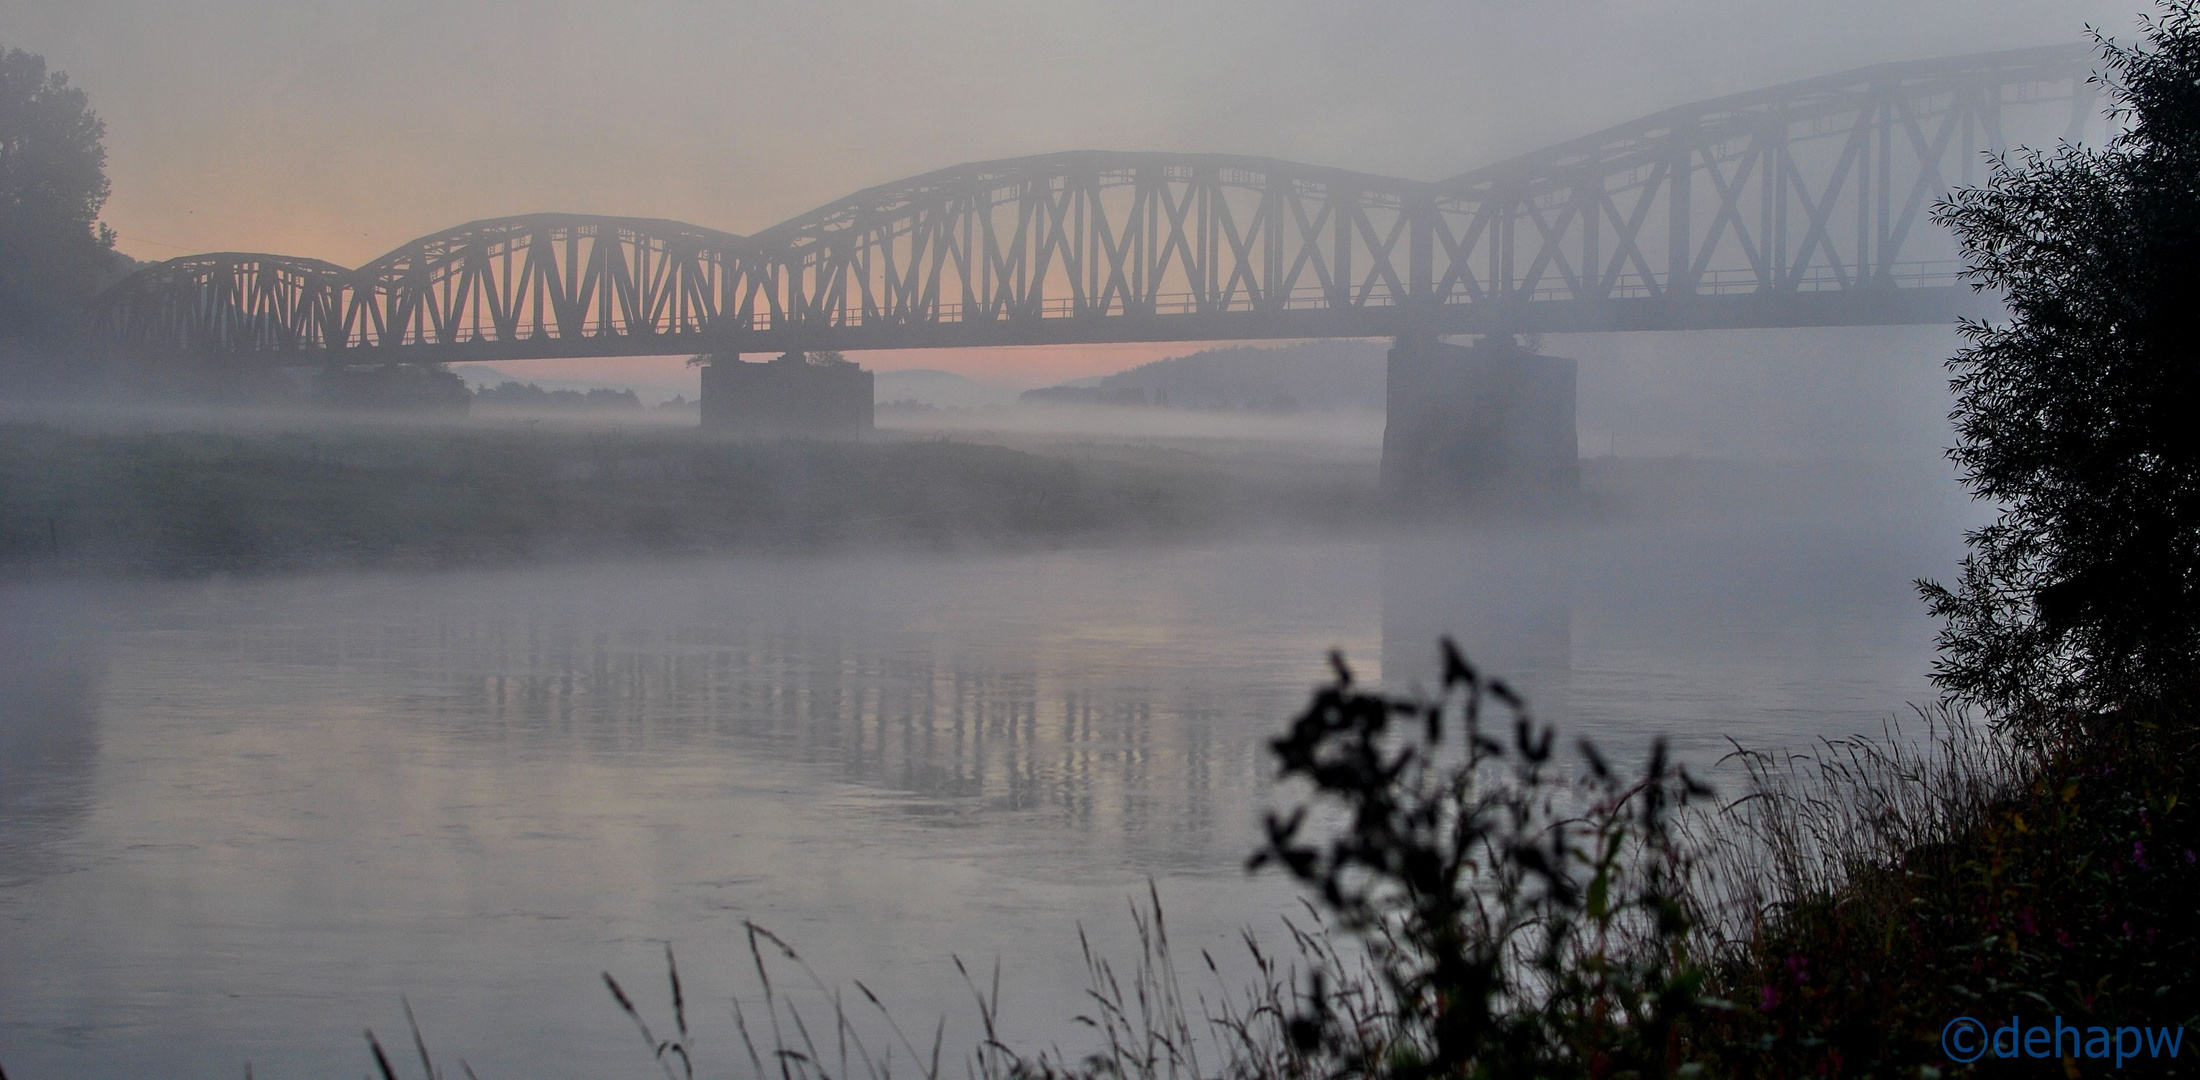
[89, 546, 1375, 875]
[0, 485, 1969, 1074]
[0, 585, 105, 889]
[429, 622, 1222, 829]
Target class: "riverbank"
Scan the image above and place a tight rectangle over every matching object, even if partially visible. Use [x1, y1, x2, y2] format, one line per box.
[0, 419, 1388, 574]
[1693, 710, 2199, 1073]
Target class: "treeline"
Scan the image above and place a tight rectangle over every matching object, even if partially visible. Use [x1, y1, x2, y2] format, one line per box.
[472, 380, 644, 412]
[0, 422, 1380, 573]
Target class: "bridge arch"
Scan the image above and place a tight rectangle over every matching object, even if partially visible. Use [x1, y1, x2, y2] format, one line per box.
[93, 253, 353, 354]
[730, 151, 1443, 350]
[1432, 43, 2098, 318]
[89, 43, 2100, 362]
[342, 214, 753, 356]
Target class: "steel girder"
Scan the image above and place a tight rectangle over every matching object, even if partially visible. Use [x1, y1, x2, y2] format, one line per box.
[345, 215, 749, 352]
[90, 43, 2098, 364]
[1436, 44, 2098, 316]
[92, 253, 354, 354]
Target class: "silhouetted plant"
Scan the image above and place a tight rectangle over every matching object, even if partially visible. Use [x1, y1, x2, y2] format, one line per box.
[1250, 642, 1714, 1078]
[1923, 2, 2200, 731]
[365, 995, 482, 1080]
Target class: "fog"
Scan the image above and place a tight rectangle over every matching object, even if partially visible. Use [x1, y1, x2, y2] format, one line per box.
[0, 319, 1991, 1074]
[867, 326, 1965, 465]
[0, 0, 2133, 1074]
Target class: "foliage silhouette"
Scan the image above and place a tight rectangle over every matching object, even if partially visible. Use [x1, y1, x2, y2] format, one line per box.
[472, 379, 643, 412]
[1251, 642, 1714, 1078]
[0, 46, 120, 355]
[1923, 2, 2200, 730]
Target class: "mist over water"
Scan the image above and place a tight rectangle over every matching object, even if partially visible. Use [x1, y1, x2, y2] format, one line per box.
[0, 322, 1984, 1074]
[2, 0, 2175, 1067]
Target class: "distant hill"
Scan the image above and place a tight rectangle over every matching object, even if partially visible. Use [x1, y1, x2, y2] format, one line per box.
[1021, 341, 1388, 411]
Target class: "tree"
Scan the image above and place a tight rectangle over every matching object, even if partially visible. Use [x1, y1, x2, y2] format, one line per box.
[0, 45, 118, 346]
[1922, 2, 2200, 730]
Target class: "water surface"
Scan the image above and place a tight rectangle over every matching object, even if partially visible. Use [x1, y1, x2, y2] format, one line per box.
[0, 467, 1971, 1076]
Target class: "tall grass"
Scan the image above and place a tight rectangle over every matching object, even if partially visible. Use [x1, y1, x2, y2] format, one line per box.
[537, 899, 1370, 1080]
[348, 646, 2192, 1079]
[1694, 705, 2197, 1074]
[1690, 705, 2026, 956]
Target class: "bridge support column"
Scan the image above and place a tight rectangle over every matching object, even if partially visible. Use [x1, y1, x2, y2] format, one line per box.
[1381, 335, 1577, 510]
[700, 352, 874, 435]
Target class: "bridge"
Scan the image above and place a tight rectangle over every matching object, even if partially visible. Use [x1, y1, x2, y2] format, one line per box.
[93, 44, 2097, 362]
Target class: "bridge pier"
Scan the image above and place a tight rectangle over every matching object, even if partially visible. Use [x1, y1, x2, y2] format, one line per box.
[1381, 335, 1578, 510]
[699, 352, 874, 435]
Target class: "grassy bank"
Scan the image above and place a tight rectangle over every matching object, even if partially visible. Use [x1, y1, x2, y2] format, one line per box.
[560, 666, 2195, 1080]
[1691, 712, 2199, 1074]
[0, 420, 1381, 573]
[1219, 660, 2192, 1077]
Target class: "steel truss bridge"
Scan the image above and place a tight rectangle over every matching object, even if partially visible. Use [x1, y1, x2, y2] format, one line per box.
[94, 44, 2098, 364]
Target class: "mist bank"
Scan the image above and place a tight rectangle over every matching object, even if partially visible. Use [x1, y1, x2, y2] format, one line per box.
[0, 421, 1392, 575]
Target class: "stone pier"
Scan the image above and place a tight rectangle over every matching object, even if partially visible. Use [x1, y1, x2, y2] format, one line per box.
[1381, 335, 1578, 509]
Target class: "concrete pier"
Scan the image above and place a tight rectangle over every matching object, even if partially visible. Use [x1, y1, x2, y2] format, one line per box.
[1381, 336, 1578, 509]
[700, 352, 874, 435]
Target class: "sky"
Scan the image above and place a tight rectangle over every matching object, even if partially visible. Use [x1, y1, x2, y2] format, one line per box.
[9, 0, 2142, 386]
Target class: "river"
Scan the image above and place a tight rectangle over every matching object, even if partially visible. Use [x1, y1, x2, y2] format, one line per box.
[0, 459, 1975, 1077]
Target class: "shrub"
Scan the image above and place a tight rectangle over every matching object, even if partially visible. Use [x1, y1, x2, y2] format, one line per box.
[1250, 643, 1715, 1078]
[1923, 2, 2200, 730]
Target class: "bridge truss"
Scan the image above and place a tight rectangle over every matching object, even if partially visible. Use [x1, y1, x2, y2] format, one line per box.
[92, 44, 2100, 364]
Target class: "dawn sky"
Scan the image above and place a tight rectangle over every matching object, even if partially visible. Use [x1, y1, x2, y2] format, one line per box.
[8, 0, 2137, 384]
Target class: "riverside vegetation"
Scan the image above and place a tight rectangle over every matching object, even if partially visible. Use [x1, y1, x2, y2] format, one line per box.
[347, 8, 2199, 1079]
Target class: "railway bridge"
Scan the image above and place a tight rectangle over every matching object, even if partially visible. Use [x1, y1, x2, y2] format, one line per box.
[90, 44, 2102, 498]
